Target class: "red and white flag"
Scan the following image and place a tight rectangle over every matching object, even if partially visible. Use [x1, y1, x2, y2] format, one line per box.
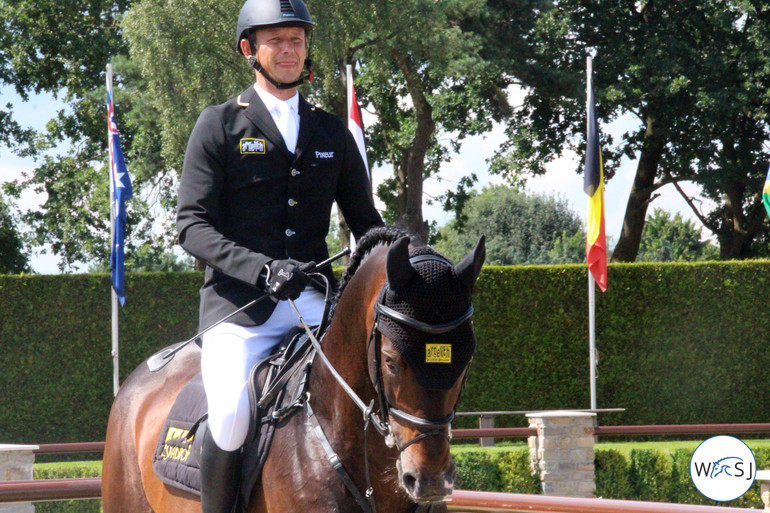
[347, 64, 369, 181]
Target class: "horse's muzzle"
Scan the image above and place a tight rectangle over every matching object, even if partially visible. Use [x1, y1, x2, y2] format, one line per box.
[397, 458, 456, 503]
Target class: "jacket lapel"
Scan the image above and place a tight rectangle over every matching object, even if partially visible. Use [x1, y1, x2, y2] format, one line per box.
[239, 86, 293, 161]
[294, 95, 320, 164]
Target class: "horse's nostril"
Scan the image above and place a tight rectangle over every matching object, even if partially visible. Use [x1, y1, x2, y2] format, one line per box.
[402, 471, 418, 494]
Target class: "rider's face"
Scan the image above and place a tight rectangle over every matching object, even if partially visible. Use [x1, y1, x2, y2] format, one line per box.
[253, 26, 307, 87]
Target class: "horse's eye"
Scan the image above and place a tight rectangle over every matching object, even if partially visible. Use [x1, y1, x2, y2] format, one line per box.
[384, 356, 397, 373]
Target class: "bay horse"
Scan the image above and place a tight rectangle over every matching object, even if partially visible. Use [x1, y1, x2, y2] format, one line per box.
[102, 226, 485, 513]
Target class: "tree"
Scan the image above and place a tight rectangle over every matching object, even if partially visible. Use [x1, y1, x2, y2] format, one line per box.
[0, 193, 29, 274]
[637, 208, 719, 262]
[122, 0, 521, 243]
[493, 0, 770, 261]
[433, 184, 585, 265]
[0, 0, 172, 270]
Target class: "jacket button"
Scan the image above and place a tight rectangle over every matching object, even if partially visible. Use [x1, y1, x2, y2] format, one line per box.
[285, 229, 295, 237]
[291, 168, 300, 176]
[288, 198, 297, 206]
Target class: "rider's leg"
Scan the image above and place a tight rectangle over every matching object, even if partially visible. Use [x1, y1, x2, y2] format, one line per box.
[199, 288, 324, 512]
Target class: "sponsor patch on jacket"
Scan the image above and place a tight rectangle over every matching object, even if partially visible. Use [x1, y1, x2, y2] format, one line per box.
[315, 151, 335, 159]
[240, 138, 266, 154]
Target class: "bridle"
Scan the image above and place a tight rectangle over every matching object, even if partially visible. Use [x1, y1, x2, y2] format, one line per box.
[368, 254, 474, 452]
[287, 253, 475, 512]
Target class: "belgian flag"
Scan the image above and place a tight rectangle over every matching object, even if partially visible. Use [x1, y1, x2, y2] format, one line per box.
[584, 70, 607, 292]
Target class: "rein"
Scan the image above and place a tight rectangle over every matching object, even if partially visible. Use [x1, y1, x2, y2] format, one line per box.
[286, 253, 474, 513]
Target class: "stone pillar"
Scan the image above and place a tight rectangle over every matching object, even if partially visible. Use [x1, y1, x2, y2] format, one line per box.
[0, 444, 38, 513]
[526, 411, 596, 498]
[755, 470, 770, 511]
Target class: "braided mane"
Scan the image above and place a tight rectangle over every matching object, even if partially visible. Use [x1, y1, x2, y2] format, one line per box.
[332, 225, 412, 307]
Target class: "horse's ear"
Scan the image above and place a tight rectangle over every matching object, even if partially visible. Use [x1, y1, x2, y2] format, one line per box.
[455, 235, 486, 296]
[386, 236, 415, 292]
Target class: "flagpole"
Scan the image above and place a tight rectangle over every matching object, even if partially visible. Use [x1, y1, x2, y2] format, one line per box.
[587, 54, 597, 411]
[346, 63, 357, 253]
[107, 63, 119, 397]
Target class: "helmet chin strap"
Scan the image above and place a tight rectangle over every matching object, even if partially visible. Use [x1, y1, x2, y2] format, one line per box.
[249, 56, 313, 90]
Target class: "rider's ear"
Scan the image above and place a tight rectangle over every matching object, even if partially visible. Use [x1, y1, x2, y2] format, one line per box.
[386, 236, 415, 292]
[454, 235, 486, 296]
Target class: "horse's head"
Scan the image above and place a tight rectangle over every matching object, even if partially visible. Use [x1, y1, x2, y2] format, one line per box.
[367, 235, 485, 504]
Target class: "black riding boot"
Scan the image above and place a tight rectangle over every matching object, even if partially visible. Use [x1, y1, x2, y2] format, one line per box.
[200, 429, 241, 513]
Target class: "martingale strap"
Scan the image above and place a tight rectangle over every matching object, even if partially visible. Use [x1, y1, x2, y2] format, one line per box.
[304, 400, 374, 513]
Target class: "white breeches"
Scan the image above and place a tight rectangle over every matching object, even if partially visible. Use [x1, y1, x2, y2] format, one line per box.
[200, 288, 325, 451]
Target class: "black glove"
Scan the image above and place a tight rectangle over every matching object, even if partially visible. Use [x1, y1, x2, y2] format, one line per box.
[263, 259, 314, 301]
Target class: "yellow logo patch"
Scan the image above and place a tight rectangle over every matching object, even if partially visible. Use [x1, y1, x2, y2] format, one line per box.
[240, 138, 266, 154]
[425, 344, 452, 363]
[161, 426, 194, 462]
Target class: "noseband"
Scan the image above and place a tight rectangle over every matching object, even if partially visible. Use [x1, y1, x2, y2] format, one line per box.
[367, 254, 474, 452]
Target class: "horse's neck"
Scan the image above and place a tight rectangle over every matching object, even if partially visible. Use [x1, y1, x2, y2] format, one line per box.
[308, 249, 386, 429]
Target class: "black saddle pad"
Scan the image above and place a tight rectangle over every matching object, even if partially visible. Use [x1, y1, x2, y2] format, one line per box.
[152, 373, 207, 495]
[151, 331, 315, 501]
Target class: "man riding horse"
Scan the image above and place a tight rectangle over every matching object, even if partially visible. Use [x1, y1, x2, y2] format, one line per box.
[175, 0, 383, 510]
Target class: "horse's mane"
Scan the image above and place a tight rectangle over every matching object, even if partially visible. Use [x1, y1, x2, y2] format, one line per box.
[332, 225, 412, 307]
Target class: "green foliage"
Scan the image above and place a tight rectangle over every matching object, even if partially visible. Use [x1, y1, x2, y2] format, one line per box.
[434, 185, 585, 264]
[453, 448, 539, 493]
[34, 463, 101, 513]
[4, 261, 770, 443]
[0, 192, 29, 273]
[0, 273, 200, 443]
[637, 208, 719, 262]
[458, 260, 770, 429]
[593, 448, 767, 508]
[594, 449, 632, 499]
[495, 1, 770, 260]
[628, 449, 671, 502]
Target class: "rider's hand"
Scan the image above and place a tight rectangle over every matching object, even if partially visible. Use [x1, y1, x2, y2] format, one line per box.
[263, 259, 314, 301]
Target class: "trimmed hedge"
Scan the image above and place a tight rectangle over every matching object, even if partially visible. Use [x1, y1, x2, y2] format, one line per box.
[455, 447, 769, 508]
[33, 463, 101, 513]
[2, 261, 770, 443]
[594, 448, 770, 508]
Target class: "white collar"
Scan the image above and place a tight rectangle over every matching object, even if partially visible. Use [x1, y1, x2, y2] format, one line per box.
[254, 84, 299, 115]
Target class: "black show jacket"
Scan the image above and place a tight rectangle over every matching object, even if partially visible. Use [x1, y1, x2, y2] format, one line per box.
[177, 86, 383, 330]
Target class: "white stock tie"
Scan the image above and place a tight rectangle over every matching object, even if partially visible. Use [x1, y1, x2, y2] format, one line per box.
[277, 101, 298, 154]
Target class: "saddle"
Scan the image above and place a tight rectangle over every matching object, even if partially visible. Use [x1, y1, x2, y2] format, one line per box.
[152, 327, 317, 507]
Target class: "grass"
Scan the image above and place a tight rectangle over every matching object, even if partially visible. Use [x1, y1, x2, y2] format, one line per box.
[450, 438, 770, 456]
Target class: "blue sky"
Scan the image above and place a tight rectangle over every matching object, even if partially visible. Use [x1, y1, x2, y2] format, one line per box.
[1, 84, 704, 274]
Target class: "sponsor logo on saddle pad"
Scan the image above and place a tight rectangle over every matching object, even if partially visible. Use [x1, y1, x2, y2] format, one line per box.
[425, 344, 452, 363]
[240, 138, 266, 154]
[161, 427, 194, 463]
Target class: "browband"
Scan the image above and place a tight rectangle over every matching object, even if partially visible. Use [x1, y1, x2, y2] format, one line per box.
[373, 302, 474, 335]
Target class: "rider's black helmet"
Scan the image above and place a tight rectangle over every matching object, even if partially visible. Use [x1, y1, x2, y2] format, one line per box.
[235, 0, 315, 55]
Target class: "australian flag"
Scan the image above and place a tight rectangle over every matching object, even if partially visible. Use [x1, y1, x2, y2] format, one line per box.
[107, 86, 132, 305]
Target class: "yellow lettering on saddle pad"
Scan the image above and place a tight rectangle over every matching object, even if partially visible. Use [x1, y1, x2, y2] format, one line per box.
[425, 344, 452, 363]
[161, 427, 193, 462]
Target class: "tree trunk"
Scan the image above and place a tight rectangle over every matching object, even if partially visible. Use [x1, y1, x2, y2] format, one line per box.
[391, 49, 434, 245]
[337, 215, 352, 265]
[610, 116, 665, 262]
[716, 177, 755, 259]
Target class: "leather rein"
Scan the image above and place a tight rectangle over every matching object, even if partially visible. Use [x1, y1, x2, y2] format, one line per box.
[287, 254, 474, 513]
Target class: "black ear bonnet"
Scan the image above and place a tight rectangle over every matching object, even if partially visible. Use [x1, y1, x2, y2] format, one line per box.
[378, 245, 476, 390]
